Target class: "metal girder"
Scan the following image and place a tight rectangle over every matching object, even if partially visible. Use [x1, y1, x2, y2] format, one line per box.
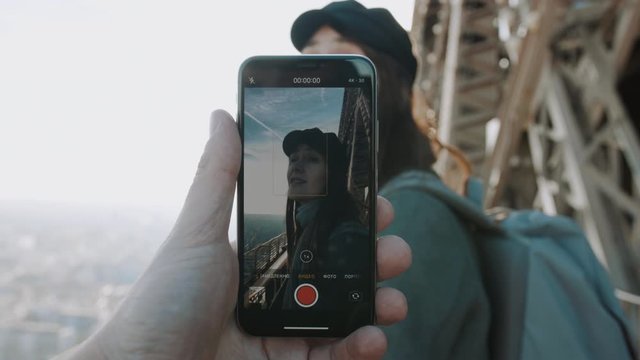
[411, 0, 504, 181]
[510, 0, 640, 292]
[445, 0, 504, 176]
[482, 0, 560, 207]
[411, 0, 640, 293]
[610, 0, 640, 73]
[539, 68, 640, 291]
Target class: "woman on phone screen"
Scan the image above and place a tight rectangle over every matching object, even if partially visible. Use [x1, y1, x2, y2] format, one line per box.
[281, 128, 368, 311]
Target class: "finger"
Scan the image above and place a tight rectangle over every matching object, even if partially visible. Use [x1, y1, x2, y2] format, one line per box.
[376, 196, 394, 232]
[309, 326, 387, 360]
[169, 109, 241, 246]
[375, 287, 407, 326]
[376, 235, 412, 281]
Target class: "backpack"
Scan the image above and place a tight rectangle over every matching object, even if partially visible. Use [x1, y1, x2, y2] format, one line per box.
[382, 171, 637, 360]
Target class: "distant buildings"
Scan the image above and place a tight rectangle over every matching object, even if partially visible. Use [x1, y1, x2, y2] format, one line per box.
[0, 201, 172, 359]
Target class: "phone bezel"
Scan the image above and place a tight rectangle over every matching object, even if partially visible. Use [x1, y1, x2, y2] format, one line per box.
[236, 55, 377, 337]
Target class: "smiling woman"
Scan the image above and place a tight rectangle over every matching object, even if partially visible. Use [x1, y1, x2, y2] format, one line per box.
[287, 143, 328, 199]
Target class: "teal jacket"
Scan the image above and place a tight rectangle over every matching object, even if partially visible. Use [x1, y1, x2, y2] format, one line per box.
[380, 170, 491, 360]
[379, 170, 636, 359]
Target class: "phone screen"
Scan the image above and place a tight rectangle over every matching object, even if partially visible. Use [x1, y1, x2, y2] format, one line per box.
[237, 56, 376, 337]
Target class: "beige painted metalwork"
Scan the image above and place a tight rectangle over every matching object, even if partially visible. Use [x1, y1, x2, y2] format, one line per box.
[411, 0, 640, 325]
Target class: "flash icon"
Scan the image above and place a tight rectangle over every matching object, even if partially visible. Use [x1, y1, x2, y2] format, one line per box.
[249, 77, 255, 84]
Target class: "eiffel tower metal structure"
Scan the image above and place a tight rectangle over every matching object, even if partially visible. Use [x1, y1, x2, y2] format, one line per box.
[411, 0, 640, 329]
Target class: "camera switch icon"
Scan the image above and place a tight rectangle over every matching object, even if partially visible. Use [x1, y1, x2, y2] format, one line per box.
[349, 290, 363, 302]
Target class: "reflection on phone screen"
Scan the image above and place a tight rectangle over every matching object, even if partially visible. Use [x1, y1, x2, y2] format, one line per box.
[243, 86, 372, 312]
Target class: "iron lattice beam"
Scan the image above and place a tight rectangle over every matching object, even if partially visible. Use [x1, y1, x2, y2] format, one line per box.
[411, 0, 640, 295]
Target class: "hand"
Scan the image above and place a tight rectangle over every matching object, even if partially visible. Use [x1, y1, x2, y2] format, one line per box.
[56, 110, 412, 360]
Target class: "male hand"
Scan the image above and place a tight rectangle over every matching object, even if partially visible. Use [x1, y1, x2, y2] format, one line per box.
[56, 110, 412, 360]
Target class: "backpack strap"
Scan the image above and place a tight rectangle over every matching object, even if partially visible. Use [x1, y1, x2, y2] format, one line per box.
[381, 171, 501, 233]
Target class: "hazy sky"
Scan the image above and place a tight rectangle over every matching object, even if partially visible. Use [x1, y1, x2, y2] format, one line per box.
[0, 0, 414, 213]
[244, 87, 343, 215]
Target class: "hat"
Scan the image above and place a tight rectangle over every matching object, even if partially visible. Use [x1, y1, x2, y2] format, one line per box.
[282, 128, 339, 155]
[291, 1, 417, 81]
[283, 128, 347, 169]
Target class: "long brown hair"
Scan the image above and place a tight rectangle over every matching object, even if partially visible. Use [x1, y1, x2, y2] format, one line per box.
[360, 44, 436, 187]
[284, 140, 361, 267]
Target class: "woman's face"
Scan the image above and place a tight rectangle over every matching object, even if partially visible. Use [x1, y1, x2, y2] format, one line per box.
[287, 144, 327, 201]
[301, 25, 366, 55]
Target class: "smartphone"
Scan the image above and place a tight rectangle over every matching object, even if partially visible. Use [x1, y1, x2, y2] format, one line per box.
[236, 55, 377, 337]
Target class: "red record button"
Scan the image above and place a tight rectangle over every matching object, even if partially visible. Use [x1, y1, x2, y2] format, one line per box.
[294, 283, 318, 308]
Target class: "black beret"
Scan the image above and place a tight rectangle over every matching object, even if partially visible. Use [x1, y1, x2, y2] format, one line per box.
[291, 0, 417, 81]
[283, 128, 336, 155]
[282, 128, 347, 170]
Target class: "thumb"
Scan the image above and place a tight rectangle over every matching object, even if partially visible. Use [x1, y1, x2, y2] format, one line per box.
[169, 109, 240, 246]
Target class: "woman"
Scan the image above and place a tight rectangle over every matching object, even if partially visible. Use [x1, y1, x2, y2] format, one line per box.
[291, 2, 491, 359]
[281, 128, 368, 310]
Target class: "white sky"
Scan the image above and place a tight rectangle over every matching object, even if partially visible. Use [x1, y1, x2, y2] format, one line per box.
[0, 0, 414, 213]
